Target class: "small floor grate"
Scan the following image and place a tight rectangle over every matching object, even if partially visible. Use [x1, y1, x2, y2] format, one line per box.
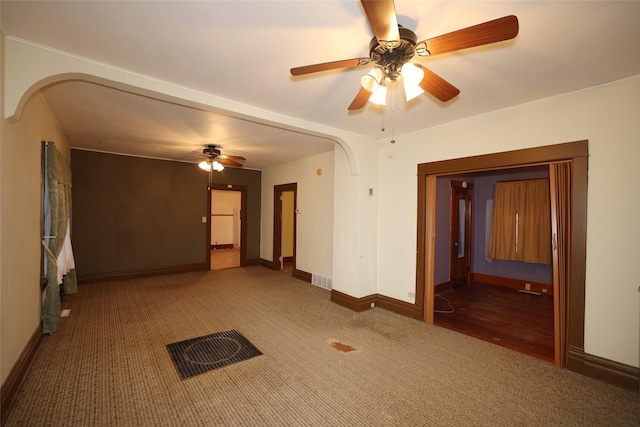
[167, 329, 262, 379]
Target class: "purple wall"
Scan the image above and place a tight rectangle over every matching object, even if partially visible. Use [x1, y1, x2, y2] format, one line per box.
[434, 165, 552, 286]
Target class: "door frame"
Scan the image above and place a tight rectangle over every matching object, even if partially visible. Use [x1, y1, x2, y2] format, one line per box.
[449, 180, 473, 288]
[416, 140, 588, 369]
[207, 184, 248, 268]
[272, 183, 297, 272]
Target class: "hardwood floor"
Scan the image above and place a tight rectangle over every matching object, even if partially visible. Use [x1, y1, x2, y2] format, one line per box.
[210, 248, 240, 270]
[434, 282, 554, 363]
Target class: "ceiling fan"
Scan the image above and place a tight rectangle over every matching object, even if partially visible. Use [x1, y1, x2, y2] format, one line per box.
[198, 144, 246, 172]
[290, 0, 519, 110]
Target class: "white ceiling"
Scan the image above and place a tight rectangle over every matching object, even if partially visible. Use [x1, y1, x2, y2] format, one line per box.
[2, 1, 639, 170]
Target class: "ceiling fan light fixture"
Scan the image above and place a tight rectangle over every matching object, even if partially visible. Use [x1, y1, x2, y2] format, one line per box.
[402, 63, 425, 101]
[404, 81, 424, 102]
[198, 159, 212, 171]
[198, 158, 225, 172]
[360, 67, 385, 92]
[369, 84, 387, 105]
[212, 160, 225, 172]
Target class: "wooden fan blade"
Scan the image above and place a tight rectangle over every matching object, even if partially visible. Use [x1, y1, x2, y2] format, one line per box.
[348, 87, 373, 111]
[361, 0, 400, 46]
[415, 64, 460, 102]
[291, 58, 370, 76]
[420, 15, 518, 57]
[221, 155, 246, 161]
[218, 158, 243, 168]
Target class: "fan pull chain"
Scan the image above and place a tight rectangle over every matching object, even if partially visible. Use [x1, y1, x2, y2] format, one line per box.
[390, 84, 396, 143]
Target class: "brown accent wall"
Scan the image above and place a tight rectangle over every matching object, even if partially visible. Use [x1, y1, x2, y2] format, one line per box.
[71, 150, 210, 278]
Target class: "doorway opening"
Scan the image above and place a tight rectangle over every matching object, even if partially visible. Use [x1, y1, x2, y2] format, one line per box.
[434, 171, 555, 363]
[416, 141, 588, 369]
[208, 184, 248, 270]
[450, 180, 473, 288]
[273, 183, 297, 275]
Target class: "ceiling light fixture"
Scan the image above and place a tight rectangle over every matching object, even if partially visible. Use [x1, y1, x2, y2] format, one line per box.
[361, 61, 425, 106]
[401, 63, 425, 101]
[360, 67, 385, 92]
[369, 83, 387, 105]
[198, 159, 225, 172]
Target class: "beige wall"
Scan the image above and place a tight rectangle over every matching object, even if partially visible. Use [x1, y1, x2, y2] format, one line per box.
[1, 87, 70, 383]
[261, 151, 334, 279]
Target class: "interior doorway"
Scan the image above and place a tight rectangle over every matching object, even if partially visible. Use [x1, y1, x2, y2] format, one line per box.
[450, 180, 473, 288]
[208, 184, 248, 270]
[417, 141, 588, 368]
[273, 183, 297, 274]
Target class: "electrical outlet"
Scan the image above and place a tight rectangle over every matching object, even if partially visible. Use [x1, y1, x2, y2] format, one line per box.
[370, 302, 375, 308]
[525, 283, 531, 291]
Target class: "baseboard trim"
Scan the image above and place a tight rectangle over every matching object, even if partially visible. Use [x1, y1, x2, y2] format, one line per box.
[375, 294, 423, 320]
[292, 268, 312, 283]
[569, 348, 639, 392]
[259, 258, 275, 269]
[241, 258, 261, 267]
[211, 244, 235, 250]
[472, 273, 553, 296]
[1, 326, 44, 426]
[434, 281, 452, 294]
[330, 291, 422, 319]
[330, 290, 377, 312]
[77, 263, 209, 284]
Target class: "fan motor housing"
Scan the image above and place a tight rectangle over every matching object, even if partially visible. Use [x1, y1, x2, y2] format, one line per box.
[203, 145, 221, 158]
[368, 26, 417, 81]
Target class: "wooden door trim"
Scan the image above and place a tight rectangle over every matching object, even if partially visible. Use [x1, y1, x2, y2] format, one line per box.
[209, 184, 248, 267]
[449, 180, 473, 287]
[416, 140, 588, 370]
[273, 183, 297, 271]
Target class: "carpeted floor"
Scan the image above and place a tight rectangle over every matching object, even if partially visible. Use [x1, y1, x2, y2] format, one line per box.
[6, 267, 639, 426]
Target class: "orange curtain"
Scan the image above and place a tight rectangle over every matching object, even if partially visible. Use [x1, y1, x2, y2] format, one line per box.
[488, 181, 518, 260]
[488, 178, 551, 264]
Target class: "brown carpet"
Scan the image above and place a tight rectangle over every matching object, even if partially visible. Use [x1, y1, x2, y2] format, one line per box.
[6, 267, 639, 426]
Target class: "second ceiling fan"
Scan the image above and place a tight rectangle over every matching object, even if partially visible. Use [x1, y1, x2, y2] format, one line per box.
[290, 0, 519, 110]
[198, 144, 246, 172]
